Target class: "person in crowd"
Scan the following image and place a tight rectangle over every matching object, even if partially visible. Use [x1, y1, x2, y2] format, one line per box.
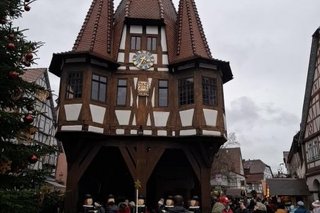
[275, 203, 288, 213]
[82, 194, 105, 213]
[253, 202, 267, 213]
[164, 195, 175, 212]
[294, 201, 308, 213]
[137, 195, 149, 213]
[212, 196, 232, 213]
[235, 200, 249, 213]
[104, 194, 118, 213]
[129, 201, 136, 213]
[312, 200, 320, 213]
[188, 195, 201, 213]
[289, 205, 297, 213]
[118, 199, 131, 213]
[167, 195, 189, 213]
[157, 198, 165, 213]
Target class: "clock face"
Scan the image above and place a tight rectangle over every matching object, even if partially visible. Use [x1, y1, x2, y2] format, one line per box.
[132, 50, 155, 70]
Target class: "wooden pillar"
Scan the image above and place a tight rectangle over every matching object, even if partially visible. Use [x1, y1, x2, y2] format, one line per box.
[200, 166, 212, 213]
[64, 164, 80, 213]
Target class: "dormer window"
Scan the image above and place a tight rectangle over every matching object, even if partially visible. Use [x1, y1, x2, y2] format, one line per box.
[66, 72, 83, 99]
[147, 37, 157, 52]
[131, 36, 141, 50]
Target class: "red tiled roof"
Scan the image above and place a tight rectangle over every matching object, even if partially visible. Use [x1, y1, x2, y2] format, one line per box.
[175, 0, 212, 62]
[73, 0, 114, 58]
[21, 68, 46, 83]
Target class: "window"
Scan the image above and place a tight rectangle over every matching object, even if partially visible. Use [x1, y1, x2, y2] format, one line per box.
[147, 37, 157, 51]
[131, 36, 141, 50]
[66, 72, 82, 99]
[91, 74, 107, 102]
[202, 77, 217, 106]
[117, 79, 127, 106]
[178, 78, 194, 105]
[158, 80, 168, 107]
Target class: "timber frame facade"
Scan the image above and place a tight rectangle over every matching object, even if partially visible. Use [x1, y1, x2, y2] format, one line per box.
[49, 0, 233, 212]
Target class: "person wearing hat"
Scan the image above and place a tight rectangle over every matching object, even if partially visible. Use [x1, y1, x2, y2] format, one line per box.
[164, 195, 175, 212]
[137, 195, 149, 213]
[104, 194, 118, 213]
[294, 201, 309, 213]
[211, 196, 233, 213]
[167, 195, 189, 213]
[253, 202, 267, 213]
[312, 200, 320, 213]
[188, 195, 201, 213]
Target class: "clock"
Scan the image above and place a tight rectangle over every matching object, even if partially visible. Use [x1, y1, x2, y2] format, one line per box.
[132, 50, 155, 70]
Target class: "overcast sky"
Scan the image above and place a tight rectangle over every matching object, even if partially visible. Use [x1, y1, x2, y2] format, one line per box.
[16, 0, 320, 173]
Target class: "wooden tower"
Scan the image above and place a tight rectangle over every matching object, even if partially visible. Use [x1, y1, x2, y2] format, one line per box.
[49, 0, 233, 212]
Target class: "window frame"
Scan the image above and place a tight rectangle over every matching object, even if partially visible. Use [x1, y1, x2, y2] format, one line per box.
[147, 36, 157, 52]
[116, 79, 128, 106]
[66, 72, 83, 99]
[158, 79, 168, 107]
[130, 36, 142, 51]
[91, 73, 107, 103]
[202, 76, 217, 106]
[178, 77, 194, 106]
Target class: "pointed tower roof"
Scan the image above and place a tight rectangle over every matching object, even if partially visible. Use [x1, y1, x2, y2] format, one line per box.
[73, 0, 114, 58]
[175, 0, 212, 62]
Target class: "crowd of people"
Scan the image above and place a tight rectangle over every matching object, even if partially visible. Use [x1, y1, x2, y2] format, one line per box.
[211, 191, 320, 213]
[81, 194, 200, 213]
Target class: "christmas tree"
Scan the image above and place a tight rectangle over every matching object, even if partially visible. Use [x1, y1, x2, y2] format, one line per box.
[0, 0, 58, 212]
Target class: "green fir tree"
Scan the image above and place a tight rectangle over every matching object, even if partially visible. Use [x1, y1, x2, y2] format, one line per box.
[0, 0, 58, 212]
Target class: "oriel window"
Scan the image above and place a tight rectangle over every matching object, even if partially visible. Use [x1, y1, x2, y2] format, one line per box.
[116, 79, 127, 106]
[66, 72, 83, 99]
[202, 77, 217, 106]
[147, 37, 157, 51]
[158, 80, 168, 107]
[131, 36, 141, 50]
[91, 74, 107, 102]
[178, 78, 194, 105]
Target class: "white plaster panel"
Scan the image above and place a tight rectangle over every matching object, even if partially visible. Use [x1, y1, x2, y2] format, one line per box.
[161, 27, 167, 51]
[153, 54, 158, 64]
[130, 130, 137, 134]
[202, 130, 221, 136]
[134, 78, 138, 89]
[146, 26, 158, 34]
[130, 25, 143, 34]
[173, 131, 176, 136]
[179, 109, 194, 127]
[88, 126, 104, 134]
[132, 114, 136, 125]
[61, 125, 82, 131]
[151, 88, 155, 107]
[117, 52, 125, 63]
[144, 130, 152, 135]
[158, 68, 169, 72]
[90, 104, 106, 124]
[154, 111, 170, 127]
[129, 66, 140, 71]
[316, 160, 320, 167]
[64, 104, 82, 121]
[203, 109, 218, 126]
[120, 25, 127, 49]
[116, 129, 125, 135]
[180, 129, 197, 136]
[157, 130, 167, 136]
[147, 114, 151, 126]
[115, 110, 131, 125]
[129, 53, 135, 63]
[118, 66, 126, 70]
[130, 89, 133, 106]
[162, 54, 169, 65]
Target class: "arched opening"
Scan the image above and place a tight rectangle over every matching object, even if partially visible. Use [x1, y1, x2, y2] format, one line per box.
[78, 146, 135, 209]
[147, 149, 200, 211]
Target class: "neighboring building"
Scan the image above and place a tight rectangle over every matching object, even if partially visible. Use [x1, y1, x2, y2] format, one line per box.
[49, 0, 233, 212]
[22, 68, 58, 177]
[286, 132, 305, 179]
[296, 27, 320, 201]
[211, 147, 246, 197]
[243, 159, 273, 198]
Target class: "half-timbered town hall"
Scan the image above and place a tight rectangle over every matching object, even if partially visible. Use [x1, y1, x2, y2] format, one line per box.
[49, 0, 233, 212]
